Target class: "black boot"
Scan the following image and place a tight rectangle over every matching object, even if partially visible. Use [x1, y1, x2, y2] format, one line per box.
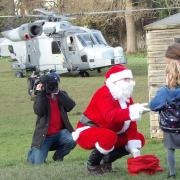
[100, 161, 113, 173]
[52, 150, 63, 161]
[103, 146, 129, 163]
[101, 146, 129, 172]
[87, 149, 104, 176]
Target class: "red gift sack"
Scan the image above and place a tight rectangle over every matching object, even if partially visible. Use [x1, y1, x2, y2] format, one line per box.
[127, 154, 163, 175]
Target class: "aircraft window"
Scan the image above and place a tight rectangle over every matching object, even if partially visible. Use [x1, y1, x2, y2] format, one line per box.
[52, 41, 61, 54]
[70, 37, 74, 44]
[77, 34, 96, 47]
[28, 55, 31, 63]
[93, 33, 107, 45]
[8, 45, 14, 54]
[68, 37, 76, 51]
[77, 35, 86, 47]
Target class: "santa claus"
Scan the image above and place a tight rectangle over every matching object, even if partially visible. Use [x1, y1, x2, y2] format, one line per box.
[72, 64, 149, 175]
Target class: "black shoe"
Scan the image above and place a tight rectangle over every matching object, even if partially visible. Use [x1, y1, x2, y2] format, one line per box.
[101, 162, 112, 173]
[87, 164, 104, 176]
[52, 151, 63, 161]
[167, 173, 176, 179]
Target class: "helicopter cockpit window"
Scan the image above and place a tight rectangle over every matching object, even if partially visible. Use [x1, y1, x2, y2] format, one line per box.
[92, 32, 107, 45]
[77, 35, 86, 47]
[77, 34, 96, 47]
[52, 41, 61, 54]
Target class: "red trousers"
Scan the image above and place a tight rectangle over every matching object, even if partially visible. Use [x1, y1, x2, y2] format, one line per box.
[76, 122, 145, 152]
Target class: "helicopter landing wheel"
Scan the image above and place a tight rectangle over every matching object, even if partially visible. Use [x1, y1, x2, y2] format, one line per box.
[15, 71, 24, 78]
[97, 68, 101, 73]
[79, 71, 89, 77]
[84, 71, 89, 77]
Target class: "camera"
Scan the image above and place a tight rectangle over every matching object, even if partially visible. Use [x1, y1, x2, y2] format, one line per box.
[45, 81, 59, 94]
[27, 71, 41, 97]
[28, 71, 60, 98]
[41, 72, 60, 94]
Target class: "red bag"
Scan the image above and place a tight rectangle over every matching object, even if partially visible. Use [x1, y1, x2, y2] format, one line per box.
[127, 154, 163, 175]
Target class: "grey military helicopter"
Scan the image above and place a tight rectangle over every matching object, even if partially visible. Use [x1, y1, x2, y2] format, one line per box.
[1, 9, 126, 77]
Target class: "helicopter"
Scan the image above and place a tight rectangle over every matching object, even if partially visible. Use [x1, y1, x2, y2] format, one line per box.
[1, 9, 127, 77]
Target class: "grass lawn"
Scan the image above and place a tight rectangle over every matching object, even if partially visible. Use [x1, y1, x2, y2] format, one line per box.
[0, 54, 180, 180]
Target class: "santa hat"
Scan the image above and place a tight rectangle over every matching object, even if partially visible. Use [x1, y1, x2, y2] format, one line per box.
[105, 65, 133, 82]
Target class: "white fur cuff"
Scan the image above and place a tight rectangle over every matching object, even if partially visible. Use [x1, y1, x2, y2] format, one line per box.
[127, 140, 142, 150]
[72, 126, 90, 141]
[95, 142, 114, 155]
[130, 148, 141, 158]
[129, 104, 141, 120]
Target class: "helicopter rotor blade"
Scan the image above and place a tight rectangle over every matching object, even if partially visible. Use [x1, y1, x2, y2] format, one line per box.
[33, 8, 67, 20]
[0, 8, 72, 21]
[0, 14, 47, 18]
[0, 15, 22, 18]
[1, 7, 180, 19]
[33, 8, 55, 16]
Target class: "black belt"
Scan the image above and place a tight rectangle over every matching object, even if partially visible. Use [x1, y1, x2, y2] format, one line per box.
[79, 115, 97, 127]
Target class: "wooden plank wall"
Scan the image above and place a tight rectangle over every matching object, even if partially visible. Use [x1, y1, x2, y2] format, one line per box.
[146, 28, 180, 138]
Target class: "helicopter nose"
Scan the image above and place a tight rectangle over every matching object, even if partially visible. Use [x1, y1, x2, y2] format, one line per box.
[101, 48, 114, 60]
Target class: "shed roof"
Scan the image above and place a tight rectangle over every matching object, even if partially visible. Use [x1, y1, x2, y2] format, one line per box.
[145, 12, 180, 30]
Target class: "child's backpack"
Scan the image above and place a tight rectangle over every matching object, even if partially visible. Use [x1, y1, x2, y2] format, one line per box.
[159, 100, 180, 133]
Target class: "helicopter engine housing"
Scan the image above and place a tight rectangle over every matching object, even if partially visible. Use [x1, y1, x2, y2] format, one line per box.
[1, 22, 43, 42]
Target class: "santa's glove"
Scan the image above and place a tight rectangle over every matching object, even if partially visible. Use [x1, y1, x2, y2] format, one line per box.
[129, 103, 150, 121]
[129, 148, 141, 158]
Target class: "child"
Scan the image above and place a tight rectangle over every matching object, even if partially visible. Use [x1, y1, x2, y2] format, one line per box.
[149, 43, 180, 178]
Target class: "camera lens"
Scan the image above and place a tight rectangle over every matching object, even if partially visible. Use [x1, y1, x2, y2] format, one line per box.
[46, 82, 58, 94]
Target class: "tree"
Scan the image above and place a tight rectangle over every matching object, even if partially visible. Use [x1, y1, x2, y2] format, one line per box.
[0, 0, 15, 15]
[152, 0, 180, 18]
[125, 0, 137, 53]
[15, 0, 48, 15]
[0, 0, 16, 32]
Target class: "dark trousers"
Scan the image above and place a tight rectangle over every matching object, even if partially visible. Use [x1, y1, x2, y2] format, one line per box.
[27, 129, 76, 164]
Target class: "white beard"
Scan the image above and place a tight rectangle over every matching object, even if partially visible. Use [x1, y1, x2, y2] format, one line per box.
[106, 79, 135, 103]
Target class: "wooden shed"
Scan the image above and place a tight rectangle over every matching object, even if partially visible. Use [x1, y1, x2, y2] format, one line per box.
[144, 13, 180, 138]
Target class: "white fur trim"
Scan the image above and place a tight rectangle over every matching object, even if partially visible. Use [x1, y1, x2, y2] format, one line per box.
[95, 142, 114, 155]
[127, 140, 142, 150]
[124, 146, 141, 157]
[117, 120, 131, 134]
[72, 126, 90, 141]
[129, 104, 141, 120]
[130, 148, 141, 158]
[107, 69, 133, 83]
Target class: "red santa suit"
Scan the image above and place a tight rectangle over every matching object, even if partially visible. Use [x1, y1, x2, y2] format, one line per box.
[72, 65, 145, 156]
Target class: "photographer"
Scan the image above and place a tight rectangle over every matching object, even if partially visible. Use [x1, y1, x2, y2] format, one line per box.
[27, 72, 76, 165]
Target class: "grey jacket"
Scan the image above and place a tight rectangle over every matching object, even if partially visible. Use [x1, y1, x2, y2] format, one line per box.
[31, 90, 76, 149]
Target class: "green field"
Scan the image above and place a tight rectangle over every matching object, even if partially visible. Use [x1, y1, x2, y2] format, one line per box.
[0, 54, 179, 180]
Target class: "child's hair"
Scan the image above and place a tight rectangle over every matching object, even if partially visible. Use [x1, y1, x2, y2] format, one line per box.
[165, 43, 180, 60]
[165, 43, 180, 88]
[165, 60, 180, 88]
